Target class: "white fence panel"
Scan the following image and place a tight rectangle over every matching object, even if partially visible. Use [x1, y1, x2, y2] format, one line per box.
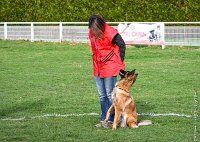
[7, 26, 31, 40]
[34, 26, 60, 42]
[0, 23, 4, 39]
[62, 26, 88, 42]
[0, 22, 200, 46]
[165, 26, 200, 46]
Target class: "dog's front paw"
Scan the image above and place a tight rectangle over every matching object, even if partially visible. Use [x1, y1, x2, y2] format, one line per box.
[112, 124, 117, 130]
[112, 126, 117, 130]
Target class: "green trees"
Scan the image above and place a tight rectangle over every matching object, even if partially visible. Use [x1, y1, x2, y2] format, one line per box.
[0, 0, 199, 22]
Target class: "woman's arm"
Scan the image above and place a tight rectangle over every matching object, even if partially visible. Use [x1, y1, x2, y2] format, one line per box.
[112, 33, 126, 61]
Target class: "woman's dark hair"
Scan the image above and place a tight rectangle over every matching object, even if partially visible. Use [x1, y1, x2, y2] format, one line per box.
[88, 15, 106, 38]
[88, 15, 105, 29]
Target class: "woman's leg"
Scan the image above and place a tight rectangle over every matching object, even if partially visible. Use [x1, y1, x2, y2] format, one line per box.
[95, 77, 107, 121]
[104, 76, 117, 122]
[95, 76, 117, 122]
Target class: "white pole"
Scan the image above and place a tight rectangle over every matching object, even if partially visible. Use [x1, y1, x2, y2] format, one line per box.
[162, 22, 165, 49]
[59, 22, 62, 42]
[31, 23, 34, 42]
[4, 22, 7, 39]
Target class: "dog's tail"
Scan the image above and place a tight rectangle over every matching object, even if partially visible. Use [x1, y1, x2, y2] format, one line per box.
[138, 120, 152, 126]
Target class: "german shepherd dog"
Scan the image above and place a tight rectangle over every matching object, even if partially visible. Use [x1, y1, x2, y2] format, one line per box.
[103, 69, 152, 130]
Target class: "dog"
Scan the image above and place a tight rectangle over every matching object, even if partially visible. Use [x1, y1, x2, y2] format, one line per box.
[103, 69, 152, 130]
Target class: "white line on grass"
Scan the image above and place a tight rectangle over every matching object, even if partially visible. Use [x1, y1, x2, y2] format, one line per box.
[1, 112, 192, 121]
[1, 113, 99, 121]
[193, 90, 198, 142]
[138, 113, 192, 118]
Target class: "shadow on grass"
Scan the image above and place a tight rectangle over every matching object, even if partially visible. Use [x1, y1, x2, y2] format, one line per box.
[136, 101, 155, 117]
[0, 98, 49, 118]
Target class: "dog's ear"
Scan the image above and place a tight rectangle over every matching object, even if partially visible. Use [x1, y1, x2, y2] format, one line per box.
[128, 69, 135, 75]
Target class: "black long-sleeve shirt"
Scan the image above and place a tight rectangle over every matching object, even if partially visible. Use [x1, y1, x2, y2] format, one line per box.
[112, 33, 126, 61]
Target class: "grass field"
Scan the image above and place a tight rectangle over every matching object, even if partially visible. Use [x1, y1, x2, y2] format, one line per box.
[0, 40, 199, 142]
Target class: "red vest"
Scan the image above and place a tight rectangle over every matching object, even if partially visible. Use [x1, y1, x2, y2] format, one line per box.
[89, 24, 125, 78]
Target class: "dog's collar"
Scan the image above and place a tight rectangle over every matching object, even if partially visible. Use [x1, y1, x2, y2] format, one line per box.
[116, 86, 130, 96]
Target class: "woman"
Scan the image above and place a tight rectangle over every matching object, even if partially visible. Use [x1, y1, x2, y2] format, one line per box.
[88, 15, 126, 127]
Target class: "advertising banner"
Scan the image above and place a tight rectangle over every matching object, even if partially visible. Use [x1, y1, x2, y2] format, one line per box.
[118, 23, 165, 45]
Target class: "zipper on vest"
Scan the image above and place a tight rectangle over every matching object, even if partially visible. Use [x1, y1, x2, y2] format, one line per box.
[94, 37, 100, 77]
[98, 56, 102, 77]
